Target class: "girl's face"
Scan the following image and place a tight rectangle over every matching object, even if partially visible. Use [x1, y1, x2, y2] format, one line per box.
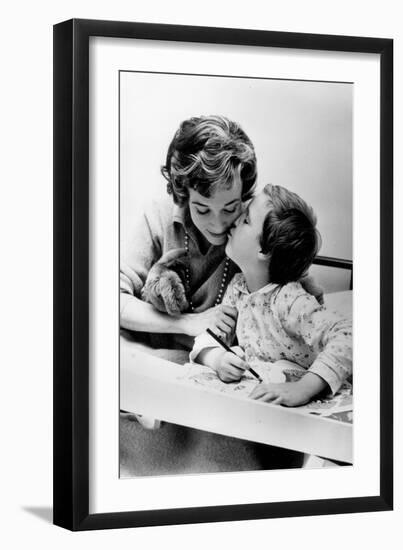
[225, 191, 269, 268]
[188, 181, 243, 246]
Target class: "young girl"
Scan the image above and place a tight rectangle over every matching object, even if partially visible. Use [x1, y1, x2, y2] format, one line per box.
[190, 184, 352, 407]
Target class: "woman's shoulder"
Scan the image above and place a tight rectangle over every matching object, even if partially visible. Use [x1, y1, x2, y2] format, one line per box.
[145, 193, 175, 214]
[142, 194, 177, 228]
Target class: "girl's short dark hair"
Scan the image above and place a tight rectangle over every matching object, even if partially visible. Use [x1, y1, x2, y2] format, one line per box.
[260, 184, 321, 284]
[161, 115, 257, 206]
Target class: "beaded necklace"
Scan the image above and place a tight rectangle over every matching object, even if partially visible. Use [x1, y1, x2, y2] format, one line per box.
[184, 232, 230, 312]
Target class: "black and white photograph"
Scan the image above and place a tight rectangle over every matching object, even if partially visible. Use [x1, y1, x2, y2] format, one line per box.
[119, 71, 353, 477]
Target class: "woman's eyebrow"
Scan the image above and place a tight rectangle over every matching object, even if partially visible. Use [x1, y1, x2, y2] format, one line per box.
[191, 199, 240, 207]
[223, 199, 241, 207]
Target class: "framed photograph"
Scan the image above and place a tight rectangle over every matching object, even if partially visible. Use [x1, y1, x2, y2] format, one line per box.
[53, 19, 393, 530]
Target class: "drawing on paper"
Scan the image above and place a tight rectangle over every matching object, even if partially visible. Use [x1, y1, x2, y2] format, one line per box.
[178, 360, 353, 423]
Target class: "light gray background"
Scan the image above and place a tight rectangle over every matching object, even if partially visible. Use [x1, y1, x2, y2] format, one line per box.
[121, 72, 352, 291]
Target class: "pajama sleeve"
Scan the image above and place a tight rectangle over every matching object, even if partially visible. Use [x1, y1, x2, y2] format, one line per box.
[280, 292, 352, 394]
[189, 274, 240, 363]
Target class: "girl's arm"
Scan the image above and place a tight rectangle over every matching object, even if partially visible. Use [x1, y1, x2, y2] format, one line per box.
[189, 275, 240, 363]
[196, 347, 226, 370]
[250, 371, 329, 406]
[196, 345, 247, 383]
[282, 292, 352, 395]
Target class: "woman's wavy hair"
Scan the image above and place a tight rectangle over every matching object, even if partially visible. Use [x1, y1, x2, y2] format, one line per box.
[260, 184, 321, 285]
[161, 115, 257, 206]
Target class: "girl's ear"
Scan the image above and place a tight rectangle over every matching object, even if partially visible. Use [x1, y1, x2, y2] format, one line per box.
[257, 249, 270, 262]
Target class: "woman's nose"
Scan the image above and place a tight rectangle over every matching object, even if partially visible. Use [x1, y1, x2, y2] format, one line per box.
[210, 215, 227, 232]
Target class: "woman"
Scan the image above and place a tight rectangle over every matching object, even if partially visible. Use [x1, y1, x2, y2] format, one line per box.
[120, 115, 304, 475]
[120, 115, 257, 359]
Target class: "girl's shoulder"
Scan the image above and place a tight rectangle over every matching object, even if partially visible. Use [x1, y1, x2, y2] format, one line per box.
[231, 271, 246, 284]
[224, 272, 247, 302]
[276, 281, 307, 301]
[228, 272, 247, 291]
[274, 281, 320, 315]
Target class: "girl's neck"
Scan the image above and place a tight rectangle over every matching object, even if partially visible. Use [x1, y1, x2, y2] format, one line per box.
[242, 265, 271, 293]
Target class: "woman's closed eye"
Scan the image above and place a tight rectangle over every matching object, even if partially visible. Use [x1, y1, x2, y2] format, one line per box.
[195, 208, 238, 216]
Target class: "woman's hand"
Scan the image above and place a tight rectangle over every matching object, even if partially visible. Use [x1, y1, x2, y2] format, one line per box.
[216, 346, 247, 383]
[183, 304, 238, 338]
[300, 274, 324, 305]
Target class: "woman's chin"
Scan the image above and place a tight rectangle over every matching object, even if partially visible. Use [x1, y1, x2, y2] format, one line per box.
[205, 232, 227, 246]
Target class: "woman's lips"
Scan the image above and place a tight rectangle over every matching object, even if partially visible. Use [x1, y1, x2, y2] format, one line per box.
[207, 230, 227, 238]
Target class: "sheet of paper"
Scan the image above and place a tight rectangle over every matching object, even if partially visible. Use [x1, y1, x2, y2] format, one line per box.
[178, 360, 353, 423]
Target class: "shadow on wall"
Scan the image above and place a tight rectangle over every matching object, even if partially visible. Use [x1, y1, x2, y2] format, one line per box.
[22, 506, 53, 524]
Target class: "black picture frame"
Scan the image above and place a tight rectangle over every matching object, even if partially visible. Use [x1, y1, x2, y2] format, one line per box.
[53, 18, 393, 531]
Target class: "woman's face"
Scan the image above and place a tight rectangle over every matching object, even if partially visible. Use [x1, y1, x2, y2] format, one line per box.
[188, 182, 243, 246]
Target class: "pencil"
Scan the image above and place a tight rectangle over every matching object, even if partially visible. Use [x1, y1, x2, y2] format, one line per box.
[206, 328, 263, 383]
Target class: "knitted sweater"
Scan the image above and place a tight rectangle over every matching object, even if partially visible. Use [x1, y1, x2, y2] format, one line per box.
[120, 194, 239, 314]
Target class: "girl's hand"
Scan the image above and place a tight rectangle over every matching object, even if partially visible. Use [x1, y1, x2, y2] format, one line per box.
[217, 346, 247, 382]
[249, 374, 329, 407]
[184, 305, 238, 338]
[249, 381, 313, 407]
